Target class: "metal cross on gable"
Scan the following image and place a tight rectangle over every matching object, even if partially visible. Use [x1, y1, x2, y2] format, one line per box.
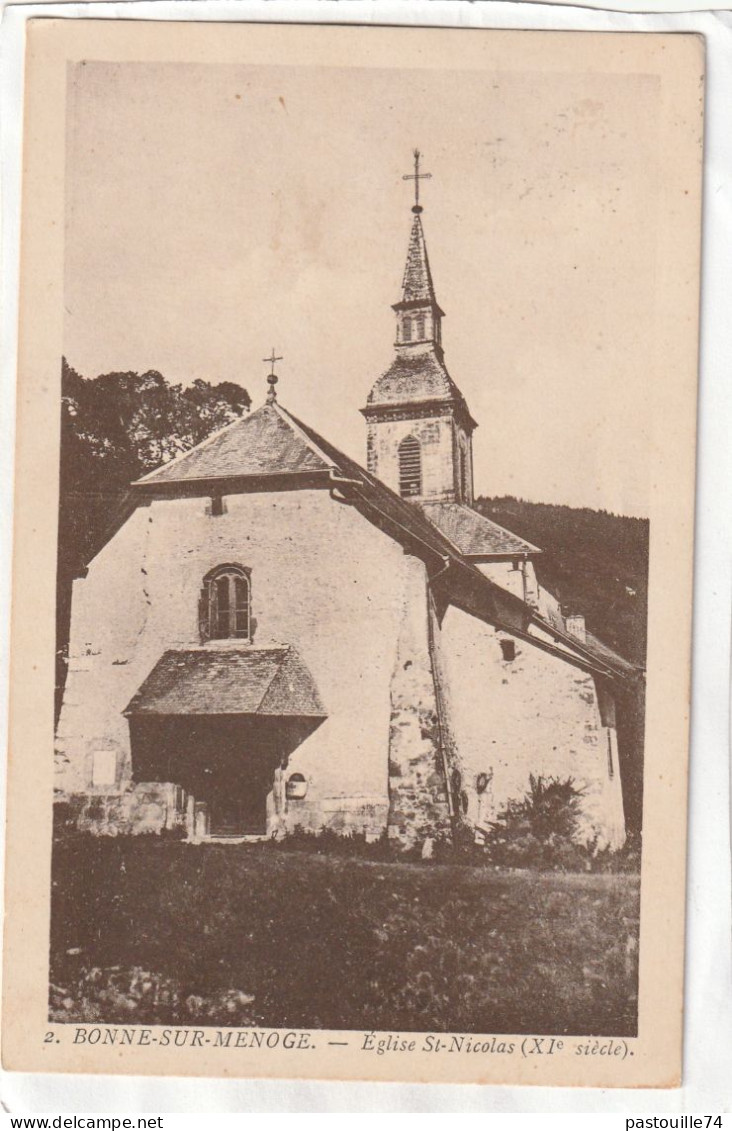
[263, 348, 283, 404]
[402, 148, 432, 213]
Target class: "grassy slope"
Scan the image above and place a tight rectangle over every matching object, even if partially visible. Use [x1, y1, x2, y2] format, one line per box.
[51, 839, 639, 1036]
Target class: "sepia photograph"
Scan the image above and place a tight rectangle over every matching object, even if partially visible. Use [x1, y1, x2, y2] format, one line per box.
[3, 19, 703, 1086]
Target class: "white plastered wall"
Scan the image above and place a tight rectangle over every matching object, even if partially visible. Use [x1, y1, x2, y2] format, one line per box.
[438, 605, 627, 848]
[55, 488, 410, 828]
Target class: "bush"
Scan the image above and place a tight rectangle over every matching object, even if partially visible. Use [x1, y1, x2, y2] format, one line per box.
[483, 775, 640, 873]
[484, 775, 586, 870]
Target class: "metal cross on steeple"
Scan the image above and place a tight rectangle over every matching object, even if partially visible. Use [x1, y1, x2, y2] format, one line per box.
[263, 348, 283, 404]
[402, 149, 431, 214]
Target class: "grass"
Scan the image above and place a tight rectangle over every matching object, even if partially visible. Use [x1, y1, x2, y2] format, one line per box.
[50, 836, 639, 1035]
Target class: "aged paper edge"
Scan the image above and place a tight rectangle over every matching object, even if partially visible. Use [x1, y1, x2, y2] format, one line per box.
[2, 18, 704, 1087]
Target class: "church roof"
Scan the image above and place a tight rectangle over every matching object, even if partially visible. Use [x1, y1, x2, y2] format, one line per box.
[400, 213, 438, 306]
[123, 398, 636, 685]
[419, 502, 541, 559]
[364, 351, 473, 417]
[124, 646, 327, 717]
[133, 403, 331, 487]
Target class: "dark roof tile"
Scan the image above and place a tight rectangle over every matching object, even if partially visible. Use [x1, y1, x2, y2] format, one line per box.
[401, 213, 437, 304]
[364, 350, 467, 409]
[124, 646, 327, 717]
[134, 404, 330, 486]
[420, 502, 541, 558]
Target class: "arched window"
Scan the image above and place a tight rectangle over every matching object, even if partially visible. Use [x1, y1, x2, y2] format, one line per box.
[200, 565, 251, 641]
[398, 435, 422, 498]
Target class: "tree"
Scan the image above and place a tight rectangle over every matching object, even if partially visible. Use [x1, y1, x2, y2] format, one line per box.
[56, 360, 251, 716]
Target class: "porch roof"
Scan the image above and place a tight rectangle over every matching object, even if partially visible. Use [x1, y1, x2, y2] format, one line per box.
[124, 646, 327, 718]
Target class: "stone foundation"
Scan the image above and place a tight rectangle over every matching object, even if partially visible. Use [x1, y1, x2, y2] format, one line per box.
[58, 782, 187, 837]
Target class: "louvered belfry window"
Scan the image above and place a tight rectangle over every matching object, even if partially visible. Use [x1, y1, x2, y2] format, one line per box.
[398, 435, 422, 498]
[201, 565, 251, 641]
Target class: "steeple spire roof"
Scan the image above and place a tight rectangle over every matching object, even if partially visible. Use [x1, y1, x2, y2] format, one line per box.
[363, 150, 471, 426]
[400, 213, 437, 305]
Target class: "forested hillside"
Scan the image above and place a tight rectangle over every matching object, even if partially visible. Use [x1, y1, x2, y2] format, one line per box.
[474, 496, 649, 666]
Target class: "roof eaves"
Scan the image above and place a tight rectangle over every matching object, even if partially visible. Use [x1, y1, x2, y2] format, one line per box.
[463, 549, 543, 562]
[529, 614, 640, 681]
[131, 468, 332, 494]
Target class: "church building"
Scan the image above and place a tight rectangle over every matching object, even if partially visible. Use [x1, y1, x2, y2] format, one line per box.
[55, 155, 641, 849]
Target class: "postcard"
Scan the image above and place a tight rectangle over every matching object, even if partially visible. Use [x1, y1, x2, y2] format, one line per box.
[3, 19, 703, 1086]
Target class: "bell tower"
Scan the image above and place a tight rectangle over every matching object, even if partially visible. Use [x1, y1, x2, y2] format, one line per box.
[361, 150, 476, 505]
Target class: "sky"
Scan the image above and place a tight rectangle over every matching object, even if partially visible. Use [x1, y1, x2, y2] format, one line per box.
[63, 55, 665, 517]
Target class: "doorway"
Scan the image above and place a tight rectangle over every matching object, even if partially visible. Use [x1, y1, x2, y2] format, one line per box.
[206, 757, 272, 837]
[129, 714, 320, 840]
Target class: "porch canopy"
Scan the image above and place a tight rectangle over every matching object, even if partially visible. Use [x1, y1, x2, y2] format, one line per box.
[124, 646, 327, 719]
[123, 647, 327, 832]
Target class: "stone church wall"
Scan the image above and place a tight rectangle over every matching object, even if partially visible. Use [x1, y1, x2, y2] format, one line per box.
[477, 560, 555, 620]
[56, 488, 410, 836]
[384, 555, 455, 846]
[367, 414, 457, 500]
[438, 606, 627, 848]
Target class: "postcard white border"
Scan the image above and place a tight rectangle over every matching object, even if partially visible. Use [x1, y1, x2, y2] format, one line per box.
[0, 0, 730, 1114]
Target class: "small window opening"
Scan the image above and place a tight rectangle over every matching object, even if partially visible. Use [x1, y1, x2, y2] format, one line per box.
[402, 317, 412, 342]
[499, 639, 516, 662]
[201, 565, 251, 641]
[398, 435, 422, 497]
[211, 495, 225, 517]
[416, 315, 426, 339]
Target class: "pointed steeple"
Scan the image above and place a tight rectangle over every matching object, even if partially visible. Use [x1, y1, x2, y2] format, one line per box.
[391, 208, 445, 355]
[401, 212, 437, 305]
[362, 152, 477, 506]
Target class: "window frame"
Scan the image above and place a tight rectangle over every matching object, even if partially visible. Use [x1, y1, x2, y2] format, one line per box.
[201, 564, 252, 642]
